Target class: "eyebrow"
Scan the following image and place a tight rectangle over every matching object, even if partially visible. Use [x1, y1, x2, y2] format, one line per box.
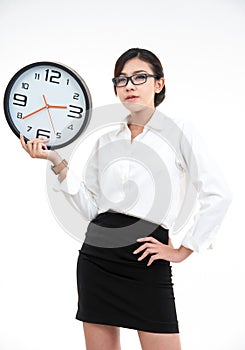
[119, 70, 148, 76]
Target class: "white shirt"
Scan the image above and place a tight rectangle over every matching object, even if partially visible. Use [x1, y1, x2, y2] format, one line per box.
[54, 110, 232, 253]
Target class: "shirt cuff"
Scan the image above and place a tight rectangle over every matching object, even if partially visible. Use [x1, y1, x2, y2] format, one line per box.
[180, 225, 220, 253]
[52, 168, 81, 195]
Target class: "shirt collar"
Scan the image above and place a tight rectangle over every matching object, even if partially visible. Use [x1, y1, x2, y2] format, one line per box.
[116, 109, 166, 135]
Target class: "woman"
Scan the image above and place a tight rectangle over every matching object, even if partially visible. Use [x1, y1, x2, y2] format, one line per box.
[20, 48, 232, 350]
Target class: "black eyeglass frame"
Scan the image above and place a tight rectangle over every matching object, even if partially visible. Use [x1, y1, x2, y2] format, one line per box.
[112, 73, 160, 87]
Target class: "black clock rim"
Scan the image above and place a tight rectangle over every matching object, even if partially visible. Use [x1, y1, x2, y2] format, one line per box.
[3, 61, 92, 150]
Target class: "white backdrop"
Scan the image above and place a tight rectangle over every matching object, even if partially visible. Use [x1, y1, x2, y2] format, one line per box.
[0, 0, 244, 349]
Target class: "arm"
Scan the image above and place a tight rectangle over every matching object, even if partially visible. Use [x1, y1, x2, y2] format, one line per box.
[179, 120, 232, 252]
[20, 134, 100, 221]
[173, 245, 193, 262]
[168, 238, 193, 262]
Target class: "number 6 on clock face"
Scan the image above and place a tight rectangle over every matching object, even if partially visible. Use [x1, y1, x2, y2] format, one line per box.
[4, 61, 92, 149]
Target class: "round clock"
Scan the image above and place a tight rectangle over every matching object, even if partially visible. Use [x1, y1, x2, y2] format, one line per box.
[4, 61, 92, 149]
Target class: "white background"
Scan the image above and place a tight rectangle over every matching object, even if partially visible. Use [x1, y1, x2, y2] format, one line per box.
[0, 0, 244, 349]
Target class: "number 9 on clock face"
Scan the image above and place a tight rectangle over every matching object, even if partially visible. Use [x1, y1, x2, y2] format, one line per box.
[4, 61, 92, 149]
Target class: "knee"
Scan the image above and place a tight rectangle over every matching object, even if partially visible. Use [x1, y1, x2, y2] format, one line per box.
[83, 322, 121, 350]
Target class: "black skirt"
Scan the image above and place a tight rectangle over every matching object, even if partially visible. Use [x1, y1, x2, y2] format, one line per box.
[75, 210, 179, 333]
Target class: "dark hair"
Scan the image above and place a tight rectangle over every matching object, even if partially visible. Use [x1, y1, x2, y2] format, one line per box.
[113, 48, 165, 107]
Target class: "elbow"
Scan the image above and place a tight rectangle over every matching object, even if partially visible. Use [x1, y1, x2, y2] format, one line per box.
[211, 187, 233, 217]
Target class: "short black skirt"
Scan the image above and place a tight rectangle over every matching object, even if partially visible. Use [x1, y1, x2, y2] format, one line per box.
[75, 210, 179, 333]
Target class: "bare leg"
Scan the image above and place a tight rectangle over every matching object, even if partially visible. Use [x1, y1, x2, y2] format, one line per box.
[83, 322, 121, 350]
[137, 330, 181, 350]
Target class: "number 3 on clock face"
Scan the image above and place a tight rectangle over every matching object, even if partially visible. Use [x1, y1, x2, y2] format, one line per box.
[4, 61, 92, 149]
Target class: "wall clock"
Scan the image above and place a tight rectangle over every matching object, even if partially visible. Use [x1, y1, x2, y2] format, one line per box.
[4, 61, 92, 149]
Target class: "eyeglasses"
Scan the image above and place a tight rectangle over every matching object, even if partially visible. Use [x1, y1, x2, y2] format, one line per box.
[112, 73, 159, 87]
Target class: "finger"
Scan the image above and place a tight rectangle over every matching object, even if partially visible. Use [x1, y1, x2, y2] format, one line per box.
[27, 138, 49, 156]
[133, 242, 155, 254]
[33, 138, 46, 150]
[20, 133, 28, 151]
[136, 236, 158, 243]
[42, 143, 48, 150]
[37, 137, 50, 151]
[32, 140, 48, 159]
[147, 254, 158, 266]
[33, 137, 50, 144]
[137, 248, 157, 261]
[33, 139, 40, 156]
[26, 140, 35, 157]
[137, 251, 148, 261]
[37, 141, 49, 158]
[38, 137, 50, 143]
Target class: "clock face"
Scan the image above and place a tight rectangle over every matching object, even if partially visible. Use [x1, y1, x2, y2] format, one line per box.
[4, 61, 92, 149]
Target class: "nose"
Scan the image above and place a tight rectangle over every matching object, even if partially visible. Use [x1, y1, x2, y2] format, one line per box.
[125, 78, 135, 90]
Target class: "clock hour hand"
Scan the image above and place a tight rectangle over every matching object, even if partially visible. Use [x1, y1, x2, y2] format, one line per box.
[22, 106, 46, 120]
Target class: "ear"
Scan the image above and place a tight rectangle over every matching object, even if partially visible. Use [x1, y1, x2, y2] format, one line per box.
[155, 77, 165, 93]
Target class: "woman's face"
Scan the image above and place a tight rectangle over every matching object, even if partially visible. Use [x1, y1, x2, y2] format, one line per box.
[115, 57, 164, 113]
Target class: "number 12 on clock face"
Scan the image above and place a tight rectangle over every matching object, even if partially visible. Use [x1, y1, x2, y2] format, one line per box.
[4, 61, 92, 149]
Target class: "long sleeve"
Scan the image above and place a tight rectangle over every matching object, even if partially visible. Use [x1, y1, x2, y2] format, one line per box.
[179, 120, 232, 252]
[52, 140, 100, 221]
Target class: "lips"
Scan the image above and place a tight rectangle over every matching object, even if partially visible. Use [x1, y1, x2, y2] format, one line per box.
[125, 95, 139, 101]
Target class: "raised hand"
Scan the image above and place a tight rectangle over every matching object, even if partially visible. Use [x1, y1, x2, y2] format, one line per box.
[133, 236, 193, 265]
[20, 133, 67, 182]
[20, 133, 51, 159]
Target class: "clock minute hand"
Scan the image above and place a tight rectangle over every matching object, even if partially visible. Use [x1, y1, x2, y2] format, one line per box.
[48, 105, 67, 109]
[22, 106, 46, 120]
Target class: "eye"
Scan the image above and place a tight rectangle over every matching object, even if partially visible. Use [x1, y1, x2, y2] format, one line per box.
[133, 74, 147, 83]
[115, 76, 127, 85]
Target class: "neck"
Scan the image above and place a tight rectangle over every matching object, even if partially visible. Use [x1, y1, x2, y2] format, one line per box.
[128, 107, 155, 128]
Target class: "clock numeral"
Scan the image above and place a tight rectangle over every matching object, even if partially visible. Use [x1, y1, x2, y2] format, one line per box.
[34, 73, 40, 80]
[45, 69, 61, 84]
[73, 92, 79, 100]
[13, 93, 27, 107]
[27, 126, 32, 132]
[67, 124, 73, 130]
[67, 105, 83, 119]
[22, 82, 29, 90]
[17, 112, 23, 119]
[56, 132, 62, 139]
[66, 79, 70, 85]
[36, 129, 51, 138]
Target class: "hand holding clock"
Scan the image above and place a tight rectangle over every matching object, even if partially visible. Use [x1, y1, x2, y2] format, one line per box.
[20, 133, 50, 159]
[20, 133, 68, 181]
